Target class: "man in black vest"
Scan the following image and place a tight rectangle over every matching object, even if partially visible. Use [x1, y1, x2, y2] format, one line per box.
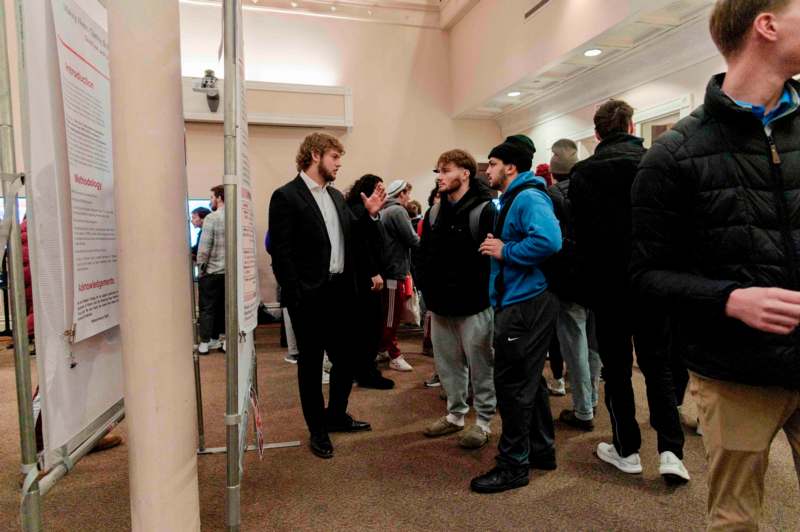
[268, 133, 385, 459]
[417, 149, 497, 450]
[632, 1, 800, 527]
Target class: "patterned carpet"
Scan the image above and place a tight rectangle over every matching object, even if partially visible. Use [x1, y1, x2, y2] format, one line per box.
[0, 326, 798, 531]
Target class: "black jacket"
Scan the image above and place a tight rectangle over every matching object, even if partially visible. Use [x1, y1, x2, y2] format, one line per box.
[631, 74, 800, 390]
[416, 184, 495, 317]
[347, 200, 385, 294]
[569, 133, 647, 304]
[268, 175, 361, 308]
[545, 178, 585, 303]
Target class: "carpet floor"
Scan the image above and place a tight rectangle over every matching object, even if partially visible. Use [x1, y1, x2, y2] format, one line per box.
[1, 325, 798, 531]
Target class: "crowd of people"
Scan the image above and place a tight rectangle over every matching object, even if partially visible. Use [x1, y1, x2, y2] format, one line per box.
[190, 2, 800, 529]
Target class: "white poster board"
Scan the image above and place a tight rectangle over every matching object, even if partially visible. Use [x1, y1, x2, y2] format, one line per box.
[236, 3, 258, 333]
[51, 0, 120, 342]
[232, 0, 259, 461]
[23, 0, 124, 470]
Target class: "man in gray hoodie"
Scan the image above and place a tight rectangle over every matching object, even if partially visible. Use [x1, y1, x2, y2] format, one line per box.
[378, 179, 420, 372]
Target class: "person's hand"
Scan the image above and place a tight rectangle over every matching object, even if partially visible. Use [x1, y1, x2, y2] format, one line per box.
[725, 287, 800, 335]
[362, 183, 387, 217]
[370, 274, 384, 292]
[479, 233, 505, 260]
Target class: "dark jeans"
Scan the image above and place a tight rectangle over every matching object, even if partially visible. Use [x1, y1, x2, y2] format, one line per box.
[353, 288, 384, 382]
[198, 273, 225, 342]
[288, 275, 355, 436]
[548, 330, 564, 380]
[494, 291, 558, 470]
[593, 300, 685, 458]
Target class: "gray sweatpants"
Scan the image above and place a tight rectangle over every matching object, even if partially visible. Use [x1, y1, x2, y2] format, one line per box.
[431, 308, 496, 427]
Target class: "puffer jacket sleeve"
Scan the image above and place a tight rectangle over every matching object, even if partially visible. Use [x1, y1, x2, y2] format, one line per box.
[630, 139, 742, 315]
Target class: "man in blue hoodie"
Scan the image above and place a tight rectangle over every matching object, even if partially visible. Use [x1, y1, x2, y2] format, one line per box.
[471, 135, 562, 493]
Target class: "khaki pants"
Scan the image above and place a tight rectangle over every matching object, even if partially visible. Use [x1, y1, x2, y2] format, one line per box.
[690, 373, 800, 531]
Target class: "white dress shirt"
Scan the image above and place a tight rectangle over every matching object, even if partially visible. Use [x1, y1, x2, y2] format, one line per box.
[300, 171, 345, 274]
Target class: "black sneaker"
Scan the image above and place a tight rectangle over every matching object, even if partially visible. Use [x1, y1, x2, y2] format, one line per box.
[558, 409, 594, 431]
[356, 375, 395, 390]
[470, 466, 529, 494]
[424, 373, 441, 388]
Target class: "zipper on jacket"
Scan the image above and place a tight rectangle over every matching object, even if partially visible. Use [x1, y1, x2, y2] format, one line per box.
[766, 133, 799, 289]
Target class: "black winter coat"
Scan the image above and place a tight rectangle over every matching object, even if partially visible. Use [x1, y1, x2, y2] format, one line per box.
[569, 133, 647, 304]
[347, 200, 385, 296]
[631, 74, 800, 390]
[416, 184, 495, 317]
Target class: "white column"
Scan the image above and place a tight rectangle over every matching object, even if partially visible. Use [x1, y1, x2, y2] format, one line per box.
[108, 1, 201, 530]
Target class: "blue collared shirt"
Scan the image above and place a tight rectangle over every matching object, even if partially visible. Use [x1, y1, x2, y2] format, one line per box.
[734, 85, 799, 127]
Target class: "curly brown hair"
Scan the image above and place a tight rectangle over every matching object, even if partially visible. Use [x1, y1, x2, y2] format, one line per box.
[296, 133, 346, 172]
[436, 149, 477, 181]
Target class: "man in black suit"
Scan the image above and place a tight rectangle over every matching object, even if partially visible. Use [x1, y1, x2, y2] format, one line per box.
[268, 132, 385, 459]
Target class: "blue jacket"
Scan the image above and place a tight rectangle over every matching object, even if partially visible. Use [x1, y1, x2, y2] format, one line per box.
[489, 172, 562, 308]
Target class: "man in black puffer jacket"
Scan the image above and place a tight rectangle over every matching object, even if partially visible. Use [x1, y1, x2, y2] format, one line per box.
[416, 149, 497, 450]
[570, 100, 688, 483]
[631, 1, 800, 528]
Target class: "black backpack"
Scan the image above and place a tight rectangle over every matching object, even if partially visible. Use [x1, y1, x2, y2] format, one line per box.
[493, 181, 586, 306]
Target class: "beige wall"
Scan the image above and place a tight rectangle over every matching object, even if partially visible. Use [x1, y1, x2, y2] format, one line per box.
[180, 5, 502, 304]
[524, 55, 727, 168]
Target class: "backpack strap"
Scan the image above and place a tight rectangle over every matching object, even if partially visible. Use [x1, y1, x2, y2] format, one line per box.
[468, 200, 491, 243]
[493, 182, 544, 308]
[427, 202, 441, 229]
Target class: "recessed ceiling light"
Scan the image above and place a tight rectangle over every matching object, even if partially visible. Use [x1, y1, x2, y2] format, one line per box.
[507, 91, 521, 97]
[367, 9, 373, 15]
[290, 1, 298, 6]
[331, 5, 337, 11]
[584, 48, 603, 57]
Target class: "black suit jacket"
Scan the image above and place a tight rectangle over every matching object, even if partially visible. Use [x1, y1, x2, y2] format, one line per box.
[269, 175, 359, 308]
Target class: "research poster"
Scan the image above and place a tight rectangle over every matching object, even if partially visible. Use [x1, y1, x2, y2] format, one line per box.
[24, 0, 124, 470]
[236, 5, 259, 333]
[52, 0, 120, 342]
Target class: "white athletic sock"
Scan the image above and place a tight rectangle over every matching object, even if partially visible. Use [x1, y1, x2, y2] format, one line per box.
[446, 413, 465, 427]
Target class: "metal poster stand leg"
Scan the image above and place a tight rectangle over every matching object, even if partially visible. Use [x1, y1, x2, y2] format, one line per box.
[0, 4, 41, 530]
[189, 217, 206, 452]
[223, 2, 241, 530]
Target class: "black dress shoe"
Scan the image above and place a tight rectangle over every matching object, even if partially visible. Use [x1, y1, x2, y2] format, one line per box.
[356, 375, 395, 390]
[470, 466, 529, 494]
[327, 413, 372, 433]
[309, 433, 333, 459]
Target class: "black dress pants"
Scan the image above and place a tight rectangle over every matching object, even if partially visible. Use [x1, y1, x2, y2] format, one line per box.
[288, 275, 355, 437]
[493, 291, 558, 469]
[353, 288, 384, 383]
[198, 273, 225, 342]
[593, 299, 685, 458]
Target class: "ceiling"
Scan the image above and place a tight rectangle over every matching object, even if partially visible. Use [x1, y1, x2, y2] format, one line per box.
[464, 0, 716, 119]
[181, 0, 444, 28]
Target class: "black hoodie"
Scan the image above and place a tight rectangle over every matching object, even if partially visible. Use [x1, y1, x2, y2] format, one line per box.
[416, 183, 495, 317]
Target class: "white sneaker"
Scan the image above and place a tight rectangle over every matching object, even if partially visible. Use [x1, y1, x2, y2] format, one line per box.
[198, 342, 209, 354]
[389, 356, 413, 372]
[375, 351, 390, 363]
[548, 378, 566, 396]
[322, 371, 330, 384]
[208, 338, 222, 350]
[659, 451, 690, 484]
[596, 442, 642, 474]
[284, 353, 298, 364]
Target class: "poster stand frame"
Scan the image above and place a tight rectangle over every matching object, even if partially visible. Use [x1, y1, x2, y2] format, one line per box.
[5, 2, 127, 529]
